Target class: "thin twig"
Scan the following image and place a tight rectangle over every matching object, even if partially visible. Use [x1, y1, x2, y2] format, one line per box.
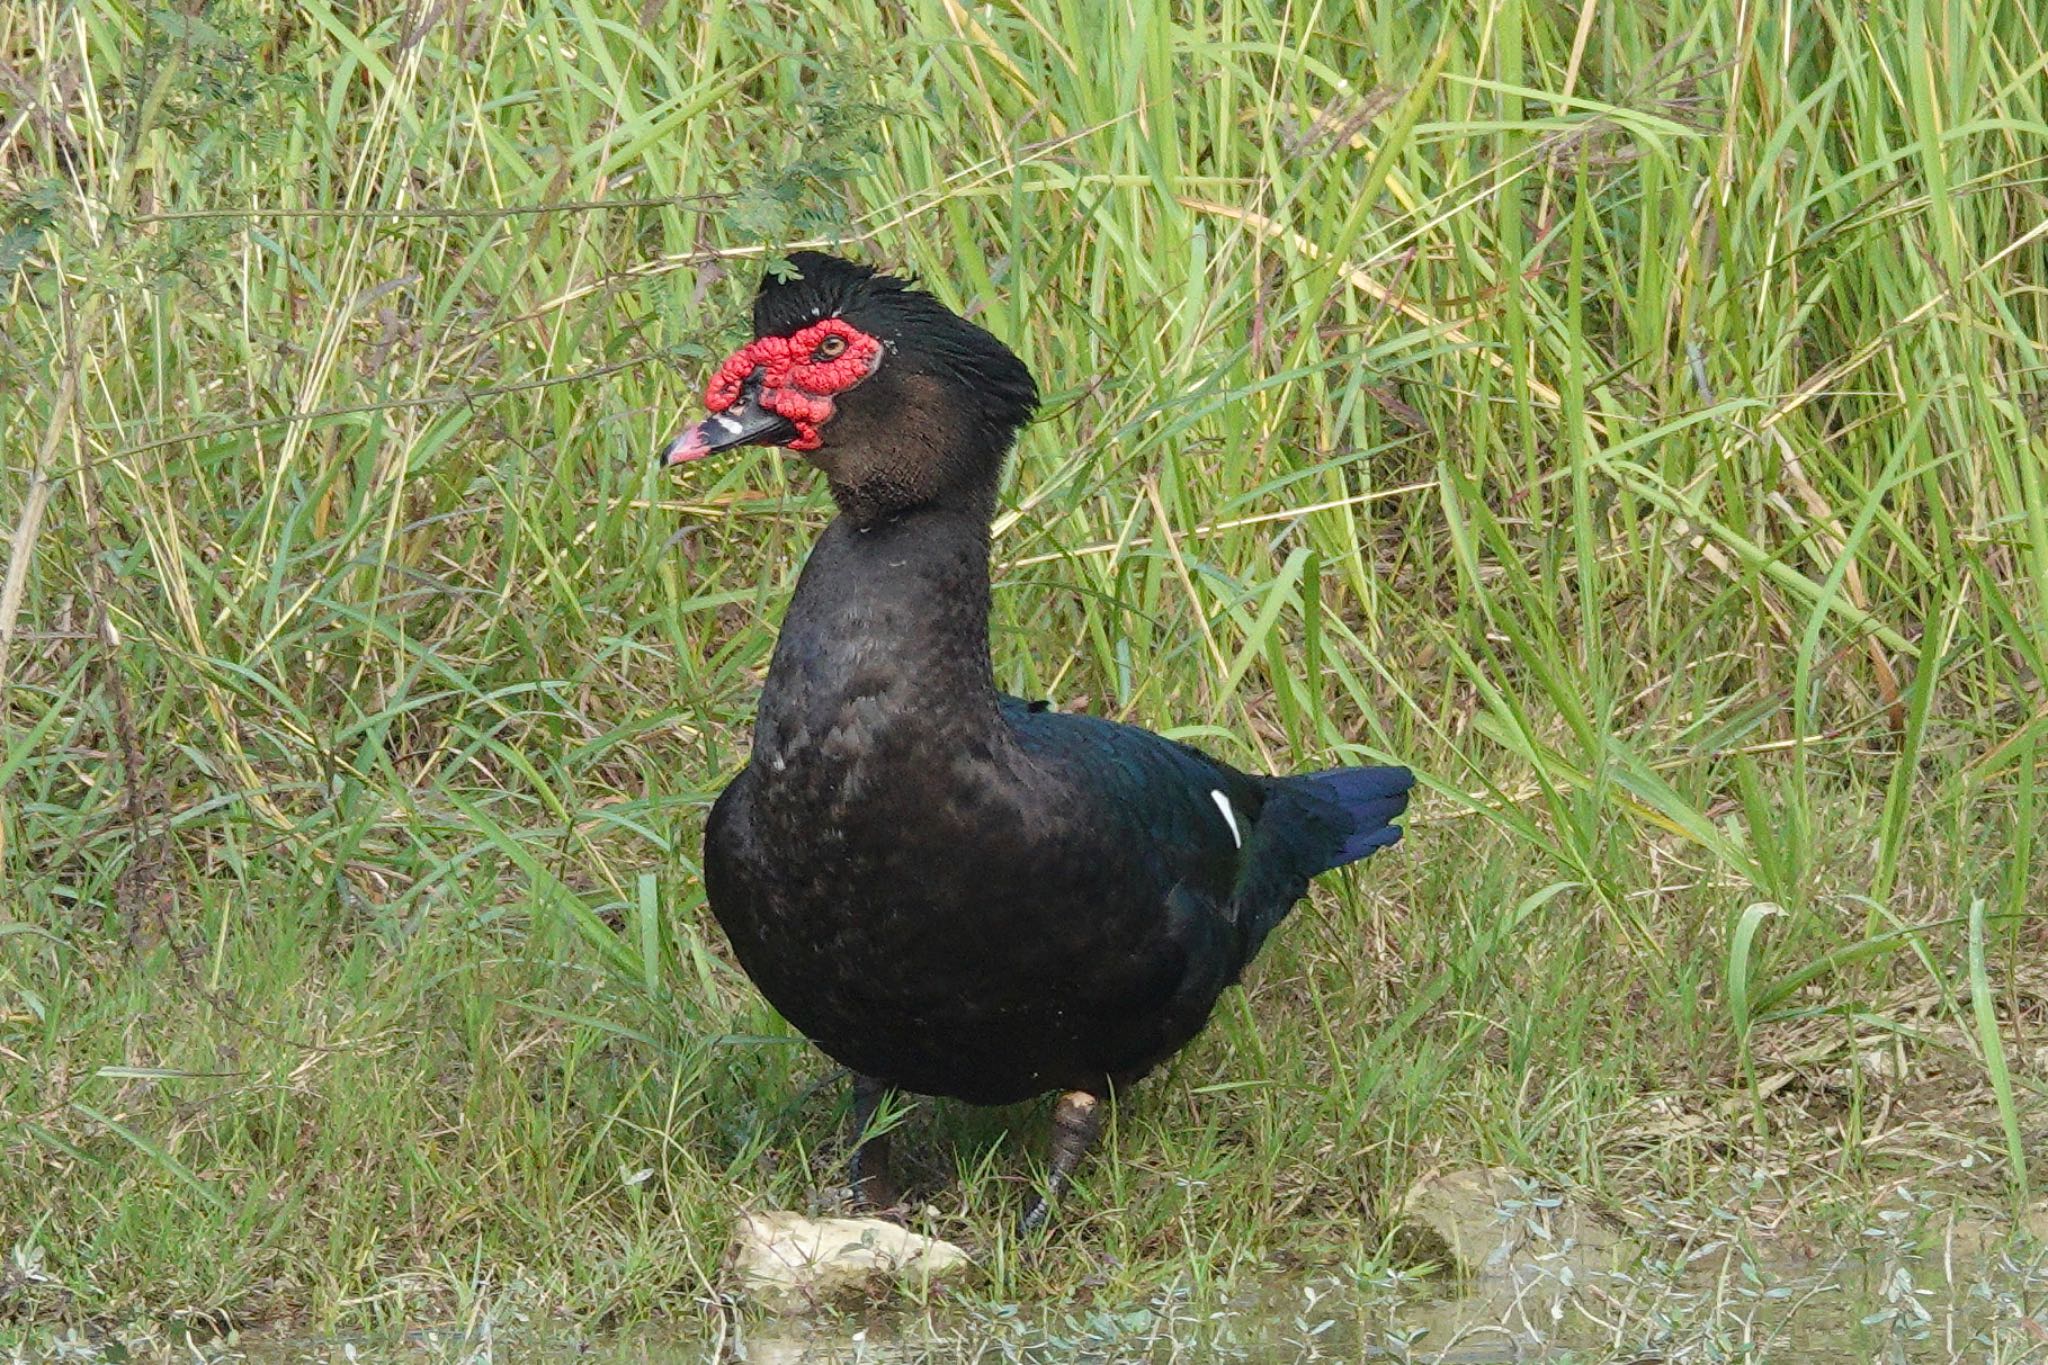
[122, 192, 726, 225]
[0, 292, 93, 685]
[74, 353, 659, 470]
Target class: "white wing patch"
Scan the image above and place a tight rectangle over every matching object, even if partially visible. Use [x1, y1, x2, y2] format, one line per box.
[1209, 789, 1242, 848]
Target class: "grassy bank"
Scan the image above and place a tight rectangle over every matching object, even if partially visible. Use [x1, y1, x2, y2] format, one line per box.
[4, 0, 2045, 1335]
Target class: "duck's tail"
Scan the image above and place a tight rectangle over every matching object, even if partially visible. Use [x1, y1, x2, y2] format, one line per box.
[1234, 764, 1414, 961]
[1283, 764, 1414, 875]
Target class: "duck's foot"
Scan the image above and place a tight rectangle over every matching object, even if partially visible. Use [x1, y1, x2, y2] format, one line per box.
[849, 1073, 905, 1217]
[1020, 1090, 1103, 1234]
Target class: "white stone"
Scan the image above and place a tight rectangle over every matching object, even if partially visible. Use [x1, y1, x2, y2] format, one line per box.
[729, 1211, 970, 1308]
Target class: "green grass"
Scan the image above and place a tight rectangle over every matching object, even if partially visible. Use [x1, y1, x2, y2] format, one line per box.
[4, 0, 2045, 1336]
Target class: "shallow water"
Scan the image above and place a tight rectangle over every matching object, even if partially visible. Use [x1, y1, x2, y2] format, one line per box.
[195, 1216, 2048, 1365]
[699, 1245, 2048, 1363]
[55, 1188, 2044, 1365]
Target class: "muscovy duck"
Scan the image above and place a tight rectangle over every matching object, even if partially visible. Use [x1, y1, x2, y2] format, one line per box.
[658, 252, 1413, 1228]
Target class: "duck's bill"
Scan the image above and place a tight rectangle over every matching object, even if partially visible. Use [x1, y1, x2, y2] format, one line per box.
[658, 385, 798, 465]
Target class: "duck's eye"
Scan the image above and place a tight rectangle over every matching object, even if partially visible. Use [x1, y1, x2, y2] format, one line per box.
[812, 334, 848, 361]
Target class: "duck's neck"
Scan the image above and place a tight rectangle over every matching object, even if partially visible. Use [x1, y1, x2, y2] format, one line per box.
[753, 505, 1003, 774]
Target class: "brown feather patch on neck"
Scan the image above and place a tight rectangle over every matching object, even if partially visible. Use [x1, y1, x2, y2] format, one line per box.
[808, 373, 1004, 524]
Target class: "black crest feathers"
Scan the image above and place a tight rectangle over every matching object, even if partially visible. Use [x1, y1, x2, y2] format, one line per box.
[754, 251, 1039, 440]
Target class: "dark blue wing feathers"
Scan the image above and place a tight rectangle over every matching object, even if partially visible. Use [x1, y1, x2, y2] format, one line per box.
[1001, 696, 1412, 970]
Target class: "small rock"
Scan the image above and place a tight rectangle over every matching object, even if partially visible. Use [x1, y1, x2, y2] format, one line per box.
[2023, 1199, 2048, 1244]
[1945, 1197, 2048, 1259]
[1393, 1166, 1632, 1282]
[729, 1211, 970, 1308]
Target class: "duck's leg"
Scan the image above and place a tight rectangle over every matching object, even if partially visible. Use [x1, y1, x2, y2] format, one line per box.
[849, 1073, 903, 1213]
[1020, 1090, 1104, 1232]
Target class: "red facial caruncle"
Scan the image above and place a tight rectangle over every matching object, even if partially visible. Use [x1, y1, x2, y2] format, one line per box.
[704, 317, 883, 451]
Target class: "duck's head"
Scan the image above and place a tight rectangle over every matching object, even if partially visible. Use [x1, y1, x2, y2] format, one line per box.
[658, 251, 1039, 521]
